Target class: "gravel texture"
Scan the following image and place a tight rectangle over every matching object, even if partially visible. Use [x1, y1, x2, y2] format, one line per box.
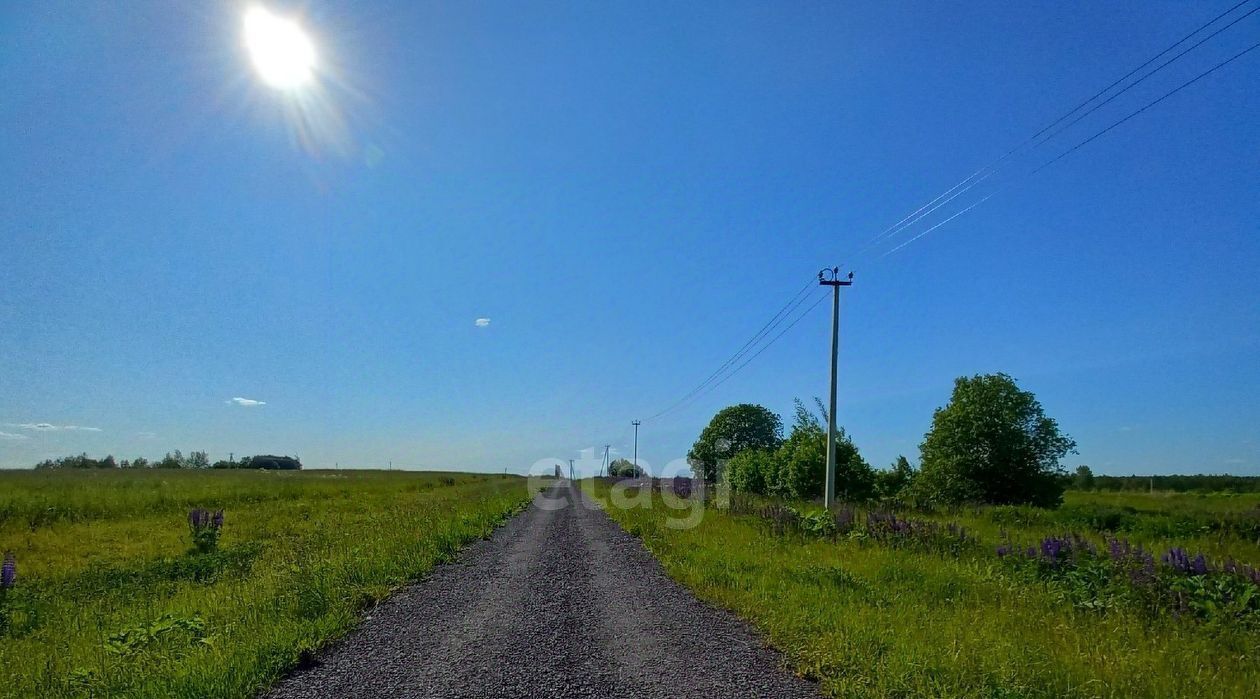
[267, 482, 819, 698]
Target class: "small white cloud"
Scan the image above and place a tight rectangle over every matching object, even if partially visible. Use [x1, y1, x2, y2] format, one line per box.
[5, 422, 101, 432]
[0, 431, 28, 440]
[228, 397, 266, 407]
[474, 317, 491, 328]
[18, 422, 56, 431]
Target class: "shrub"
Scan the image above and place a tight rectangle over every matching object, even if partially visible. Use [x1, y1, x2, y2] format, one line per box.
[187, 509, 224, 554]
[776, 400, 874, 502]
[726, 448, 777, 495]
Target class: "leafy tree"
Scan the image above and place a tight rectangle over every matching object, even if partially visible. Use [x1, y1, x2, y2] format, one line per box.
[1073, 465, 1095, 490]
[608, 458, 645, 478]
[129, 457, 150, 469]
[32, 453, 119, 469]
[916, 373, 1076, 507]
[775, 400, 873, 501]
[187, 450, 210, 469]
[726, 448, 778, 494]
[246, 455, 301, 470]
[156, 450, 185, 469]
[875, 455, 917, 499]
[688, 404, 783, 482]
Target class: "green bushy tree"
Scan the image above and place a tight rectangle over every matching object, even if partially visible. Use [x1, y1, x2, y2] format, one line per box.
[776, 400, 873, 502]
[688, 404, 783, 482]
[1073, 465, 1095, 490]
[875, 455, 917, 500]
[608, 458, 645, 478]
[726, 448, 778, 494]
[916, 373, 1075, 507]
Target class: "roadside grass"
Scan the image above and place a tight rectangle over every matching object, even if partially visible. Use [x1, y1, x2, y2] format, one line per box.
[586, 481, 1260, 698]
[0, 469, 533, 699]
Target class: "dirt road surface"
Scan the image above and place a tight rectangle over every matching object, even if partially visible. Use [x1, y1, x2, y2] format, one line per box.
[268, 482, 818, 698]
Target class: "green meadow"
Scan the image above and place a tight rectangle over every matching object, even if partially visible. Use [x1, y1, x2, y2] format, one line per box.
[0, 469, 532, 699]
[585, 480, 1260, 698]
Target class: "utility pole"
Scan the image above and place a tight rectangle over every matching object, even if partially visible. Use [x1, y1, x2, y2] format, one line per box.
[569, 459, 575, 481]
[819, 267, 854, 509]
[632, 420, 641, 473]
[602, 445, 610, 477]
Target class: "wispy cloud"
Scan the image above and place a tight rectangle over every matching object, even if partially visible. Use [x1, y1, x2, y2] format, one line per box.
[474, 317, 491, 328]
[0, 431, 28, 440]
[228, 397, 266, 407]
[136, 431, 158, 440]
[3, 422, 102, 432]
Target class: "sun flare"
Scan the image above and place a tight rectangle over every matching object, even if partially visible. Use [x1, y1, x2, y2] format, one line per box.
[244, 6, 316, 90]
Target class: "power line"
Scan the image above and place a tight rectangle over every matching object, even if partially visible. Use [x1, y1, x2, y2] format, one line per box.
[655, 289, 831, 419]
[861, 0, 1257, 255]
[642, 277, 815, 421]
[882, 36, 1260, 257]
[1029, 3, 1260, 153]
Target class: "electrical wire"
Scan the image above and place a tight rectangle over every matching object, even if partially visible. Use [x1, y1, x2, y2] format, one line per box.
[642, 277, 815, 421]
[861, 0, 1256, 255]
[651, 289, 832, 420]
[881, 37, 1260, 256]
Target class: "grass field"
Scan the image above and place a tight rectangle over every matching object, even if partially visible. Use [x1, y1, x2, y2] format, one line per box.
[0, 469, 533, 699]
[585, 480, 1260, 698]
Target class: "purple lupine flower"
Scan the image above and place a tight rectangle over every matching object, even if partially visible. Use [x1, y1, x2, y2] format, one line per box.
[189, 507, 208, 530]
[1190, 553, 1209, 576]
[211, 510, 224, 530]
[996, 545, 1010, 557]
[1, 552, 15, 589]
[1162, 547, 1191, 574]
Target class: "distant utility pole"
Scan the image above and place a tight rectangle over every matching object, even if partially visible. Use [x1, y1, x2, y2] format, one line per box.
[819, 267, 854, 509]
[632, 420, 641, 472]
[229, 452, 234, 464]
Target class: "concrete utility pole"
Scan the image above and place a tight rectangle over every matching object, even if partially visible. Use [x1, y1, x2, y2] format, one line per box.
[819, 267, 854, 509]
[569, 459, 575, 481]
[601, 445, 610, 477]
[632, 420, 641, 472]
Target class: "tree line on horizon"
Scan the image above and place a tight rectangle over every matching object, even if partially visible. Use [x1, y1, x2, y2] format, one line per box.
[31, 451, 302, 471]
[688, 372, 1259, 507]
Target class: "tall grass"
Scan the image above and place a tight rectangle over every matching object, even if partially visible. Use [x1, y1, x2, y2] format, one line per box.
[0, 469, 532, 698]
[585, 481, 1260, 698]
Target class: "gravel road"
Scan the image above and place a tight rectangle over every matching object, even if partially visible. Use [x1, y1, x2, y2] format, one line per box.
[267, 481, 819, 698]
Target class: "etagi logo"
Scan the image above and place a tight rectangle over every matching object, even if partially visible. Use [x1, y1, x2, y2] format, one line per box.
[524, 450, 715, 530]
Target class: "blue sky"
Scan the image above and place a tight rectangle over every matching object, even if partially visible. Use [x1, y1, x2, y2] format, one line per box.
[2, 1, 1257, 475]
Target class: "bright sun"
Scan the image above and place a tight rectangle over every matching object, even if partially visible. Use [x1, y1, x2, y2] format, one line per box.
[244, 7, 316, 90]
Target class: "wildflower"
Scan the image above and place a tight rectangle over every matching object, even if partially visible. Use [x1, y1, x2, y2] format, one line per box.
[1162, 547, 1191, 574]
[1, 552, 15, 589]
[1190, 553, 1209, 576]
